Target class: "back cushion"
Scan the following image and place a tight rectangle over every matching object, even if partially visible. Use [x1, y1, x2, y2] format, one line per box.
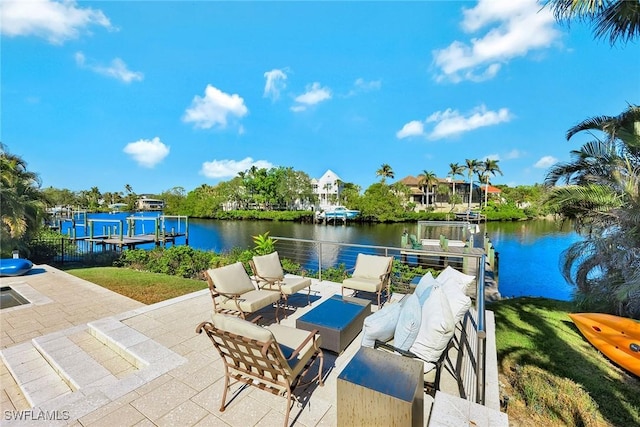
[361, 302, 402, 347]
[409, 286, 455, 363]
[438, 277, 472, 324]
[415, 272, 437, 306]
[213, 314, 273, 342]
[252, 251, 284, 280]
[354, 254, 391, 279]
[436, 266, 475, 292]
[393, 293, 422, 351]
[208, 262, 255, 294]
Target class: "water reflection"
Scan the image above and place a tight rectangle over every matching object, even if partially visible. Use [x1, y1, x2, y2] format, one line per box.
[62, 215, 581, 302]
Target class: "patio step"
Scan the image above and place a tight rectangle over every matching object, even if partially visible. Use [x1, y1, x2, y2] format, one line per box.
[1, 318, 187, 415]
[0, 342, 72, 407]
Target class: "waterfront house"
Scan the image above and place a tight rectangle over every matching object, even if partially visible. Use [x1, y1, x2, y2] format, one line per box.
[398, 175, 472, 210]
[136, 195, 165, 211]
[312, 169, 344, 210]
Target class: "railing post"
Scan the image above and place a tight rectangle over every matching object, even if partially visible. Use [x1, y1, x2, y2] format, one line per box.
[476, 254, 487, 405]
[61, 237, 65, 265]
[318, 242, 323, 281]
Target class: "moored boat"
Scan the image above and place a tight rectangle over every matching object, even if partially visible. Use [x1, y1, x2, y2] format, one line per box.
[317, 206, 360, 221]
[568, 313, 640, 376]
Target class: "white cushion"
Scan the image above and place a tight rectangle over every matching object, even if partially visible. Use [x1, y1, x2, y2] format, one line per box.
[436, 266, 475, 292]
[415, 272, 437, 306]
[361, 302, 402, 347]
[438, 277, 472, 324]
[393, 293, 422, 351]
[353, 254, 392, 279]
[208, 262, 256, 294]
[212, 314, 273, 342]
[409, 286, 455, 363]
[252, 252, 285, 280]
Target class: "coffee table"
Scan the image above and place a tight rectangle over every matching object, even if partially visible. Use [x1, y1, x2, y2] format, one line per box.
[296, 295, 371, 353]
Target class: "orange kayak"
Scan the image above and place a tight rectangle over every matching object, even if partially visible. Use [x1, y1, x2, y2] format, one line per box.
[568, 313, 640, 377]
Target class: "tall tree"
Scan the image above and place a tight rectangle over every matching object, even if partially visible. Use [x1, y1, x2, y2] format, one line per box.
[448, 162, 465, 198]
[375, 164, 395, 183]
[545, 105, 640, 317]
[464, 159, 481, 210]
[479, 159, 503, 208]
[418, 170, 438, 206]
[544, 0, 640, 45]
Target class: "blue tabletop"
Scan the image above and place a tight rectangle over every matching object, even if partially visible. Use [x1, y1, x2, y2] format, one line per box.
[297, 295, 368, 330]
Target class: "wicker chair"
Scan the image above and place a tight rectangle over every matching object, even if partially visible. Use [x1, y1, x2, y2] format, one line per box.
[250, 252, 312, 312]
[206, 262, 281, 320]
[341, 253, 393, 307]
[196, 314, 324, 427]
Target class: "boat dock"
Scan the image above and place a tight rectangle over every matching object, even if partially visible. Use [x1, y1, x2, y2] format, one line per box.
[61, 215, 190, 250]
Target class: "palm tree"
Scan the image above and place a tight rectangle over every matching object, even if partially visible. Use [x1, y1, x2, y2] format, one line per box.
[376, 164, 395, 183]
[544, 105, 640, 317]
[545, 0, 640, 45]
[464, 159, 481, 211]
[418, 170, 438, 207]
[448, 162, 464, 199]
[479, 159, 503, 208]
[0, 144, 47, 255]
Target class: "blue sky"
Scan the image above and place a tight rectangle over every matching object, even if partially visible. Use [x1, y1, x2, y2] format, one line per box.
[2, 0, 638, 194]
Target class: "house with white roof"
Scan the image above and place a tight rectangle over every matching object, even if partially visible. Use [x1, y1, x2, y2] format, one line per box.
[312, 169, 343, 210]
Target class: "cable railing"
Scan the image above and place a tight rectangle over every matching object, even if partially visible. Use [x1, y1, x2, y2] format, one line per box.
[271, 235, 488, 405]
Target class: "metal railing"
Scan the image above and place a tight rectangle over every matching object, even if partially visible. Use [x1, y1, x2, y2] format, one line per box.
[271, 235, 488, 405]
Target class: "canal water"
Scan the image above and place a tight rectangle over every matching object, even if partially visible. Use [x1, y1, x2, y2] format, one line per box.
[61, 213, 581, 302]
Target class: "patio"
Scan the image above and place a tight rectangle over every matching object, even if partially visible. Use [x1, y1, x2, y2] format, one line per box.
[1, 265, 507, 426]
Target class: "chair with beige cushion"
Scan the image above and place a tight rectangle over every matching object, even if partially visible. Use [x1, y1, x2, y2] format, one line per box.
[341, 253, 393, 307]
[206, 262, 281, 320]
[250, 251, 312, 310]
[196, 314, 324, 427]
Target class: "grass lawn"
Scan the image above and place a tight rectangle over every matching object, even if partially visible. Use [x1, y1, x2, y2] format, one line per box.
[490, 297, 640, 427]
[65, 266, 207, 304]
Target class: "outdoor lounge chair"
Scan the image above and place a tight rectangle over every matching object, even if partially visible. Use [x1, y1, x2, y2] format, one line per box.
[196, 314, 324, 427]
[206, 262, 281, 320]
[250, 252, 312, 311]
[341, 253, 393, 307]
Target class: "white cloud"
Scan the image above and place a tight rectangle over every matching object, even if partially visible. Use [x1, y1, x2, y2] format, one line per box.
[354, 78, 381, 91]
[75, 51, 143, 83]
[504, 149, 524, 159]
[534, 155, 558, 168]
[433, 0, 560, 83]
[123, 137, 169, 168]
[200, 157, 274, 179]
[292, 82, 331, 112]
[183, 84, 248, 130]
[426, 105, 512, 140]
[396, 120, 425, 139]
[263, 68, 288, 101]
[0, 0, 112, 44]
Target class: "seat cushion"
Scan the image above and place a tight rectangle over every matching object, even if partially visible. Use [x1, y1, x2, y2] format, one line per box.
[217, 289, 281, 313]
[280, 276, 312, 295]
[342, 276, 382, 293]
[353, 254, 392, 279]
[252, 252, 285, 280]
[409, 286, 455, 363]
[393, 293, 422, 351]
[268, 323, 322, 378]
[361, 301, 402, 347]
[208, 262, 256, 295]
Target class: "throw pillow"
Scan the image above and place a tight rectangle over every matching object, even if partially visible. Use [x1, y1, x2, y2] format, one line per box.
[393, 292, 422, 351]
[361, 302, 402, 347]
[436, 266, 475, 292]
[438, 277, 472, 324]
[409, 286, 455, 363]
[415, 272, 437, 306]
